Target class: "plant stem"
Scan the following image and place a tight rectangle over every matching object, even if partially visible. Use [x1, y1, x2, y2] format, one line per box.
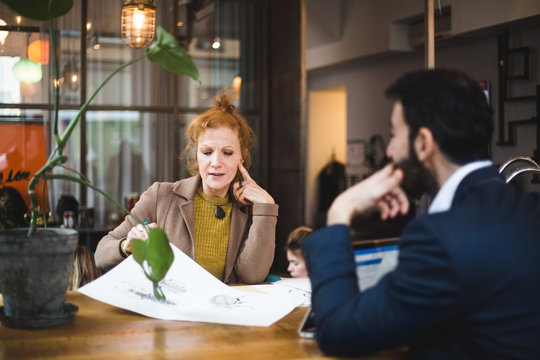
[27, 20, 146, 234]
[27, 155, 67, 235]
[27, 17, 62, 235]
[153, 281, 166, 300]
[59, 54, 146, 148]
[40, 179, 48, 227]
[50, 17, 61, 148]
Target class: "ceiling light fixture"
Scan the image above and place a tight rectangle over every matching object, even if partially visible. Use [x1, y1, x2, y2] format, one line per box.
[211, 37, 221, 50]
[12, 33, 42, 84]
[121, 0, 156, 49]
[13, 59, 42, 84]
[28, 39, 49, 64]
[62, 58, 79, 92]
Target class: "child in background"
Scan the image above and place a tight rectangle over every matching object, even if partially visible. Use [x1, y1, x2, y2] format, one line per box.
[285, 226, 313, 277]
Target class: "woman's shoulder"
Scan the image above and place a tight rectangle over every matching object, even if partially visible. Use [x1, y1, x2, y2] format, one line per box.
[144, 175, 199, 199]
[172, 175, 200, 199]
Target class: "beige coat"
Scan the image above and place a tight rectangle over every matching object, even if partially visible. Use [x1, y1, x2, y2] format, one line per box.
[94, 175, 278, 284]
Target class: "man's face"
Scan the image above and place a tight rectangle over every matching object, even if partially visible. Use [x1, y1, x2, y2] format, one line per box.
[386, 101, 410, 163]
[386, 101, 438, 199]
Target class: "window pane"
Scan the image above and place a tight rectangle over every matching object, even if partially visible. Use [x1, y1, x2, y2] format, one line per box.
[177, 0, 261, 110]
[0, 4, 50, 107]
[84, 0, 196, 108]
[57, 2, 82, 105]
[85, 111, 182, 226]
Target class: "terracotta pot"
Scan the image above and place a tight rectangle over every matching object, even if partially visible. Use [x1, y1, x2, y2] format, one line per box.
[0, 228, 78, 328]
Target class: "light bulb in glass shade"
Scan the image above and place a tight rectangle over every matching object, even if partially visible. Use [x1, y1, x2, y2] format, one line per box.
[121, 0, 156, 49]
[12, 59, 42, 84]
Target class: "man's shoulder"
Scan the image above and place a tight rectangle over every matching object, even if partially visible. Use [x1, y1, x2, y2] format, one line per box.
[401, 178, 540, 259]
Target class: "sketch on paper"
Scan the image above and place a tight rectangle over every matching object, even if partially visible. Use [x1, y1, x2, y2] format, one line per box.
[79, 244, 304, 326]
[115, 281, 176, 306]
[161, 278, 189, 295]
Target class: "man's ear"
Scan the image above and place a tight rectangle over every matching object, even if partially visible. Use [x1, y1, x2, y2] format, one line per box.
[413, 127, 435, 162]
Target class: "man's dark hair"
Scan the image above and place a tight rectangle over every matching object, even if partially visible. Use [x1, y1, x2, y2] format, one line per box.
[385, 68, 493, 165]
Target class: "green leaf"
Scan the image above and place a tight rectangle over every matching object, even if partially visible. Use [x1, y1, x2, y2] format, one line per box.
[146, 228, 174, 281]
[146, 26, 200, 83]
[131, 238, 148, 267]
[0, 0, 73, 20]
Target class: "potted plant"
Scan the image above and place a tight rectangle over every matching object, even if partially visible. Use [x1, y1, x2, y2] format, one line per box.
[0, 0, 196, 328]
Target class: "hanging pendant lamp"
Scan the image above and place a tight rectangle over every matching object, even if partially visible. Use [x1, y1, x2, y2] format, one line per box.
[28, 39, 50, 64]
[12, 34, 42, 84]
[121, 0, 156, 49]
[13, 59, 42, 83]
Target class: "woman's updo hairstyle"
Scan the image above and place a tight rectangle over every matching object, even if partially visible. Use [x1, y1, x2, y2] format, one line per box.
[183, 88, 256, 176]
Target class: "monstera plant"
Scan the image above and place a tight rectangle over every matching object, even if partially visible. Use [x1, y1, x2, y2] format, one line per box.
[0, 0, 195, 327]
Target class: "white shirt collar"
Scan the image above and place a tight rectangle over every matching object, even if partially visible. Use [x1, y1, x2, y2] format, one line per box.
[428, 160, 493, 214]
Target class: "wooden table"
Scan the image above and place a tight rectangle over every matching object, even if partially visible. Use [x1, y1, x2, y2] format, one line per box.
[0, 292, 406, 359]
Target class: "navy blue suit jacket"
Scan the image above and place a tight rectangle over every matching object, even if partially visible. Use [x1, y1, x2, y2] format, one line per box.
[303, 166, 540, 359]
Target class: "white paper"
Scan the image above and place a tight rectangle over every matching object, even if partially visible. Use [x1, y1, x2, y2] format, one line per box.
[79, 245, 304, 327]
[274, 277, 312, 292]
[270, 277, 312, 305]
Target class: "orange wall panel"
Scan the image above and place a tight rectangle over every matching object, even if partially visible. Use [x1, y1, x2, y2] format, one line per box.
[0, 122, 49, 212]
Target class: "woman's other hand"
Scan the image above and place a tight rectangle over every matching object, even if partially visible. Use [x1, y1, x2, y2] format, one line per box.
[233, 162, 275, 205]
[125, 222, 157, 252]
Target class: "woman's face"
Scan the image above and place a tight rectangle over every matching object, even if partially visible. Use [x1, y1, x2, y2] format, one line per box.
[197, 126, 242, 198]
[287, 250, 308, 277]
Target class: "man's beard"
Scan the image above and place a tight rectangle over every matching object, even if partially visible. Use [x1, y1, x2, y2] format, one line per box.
[395, 151, 438, 200]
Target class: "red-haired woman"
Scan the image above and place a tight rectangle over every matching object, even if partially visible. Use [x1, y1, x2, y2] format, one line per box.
[95, 90, 277, 284]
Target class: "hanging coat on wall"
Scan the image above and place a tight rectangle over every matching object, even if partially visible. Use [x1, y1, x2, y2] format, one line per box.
[315, 160, 346, 228]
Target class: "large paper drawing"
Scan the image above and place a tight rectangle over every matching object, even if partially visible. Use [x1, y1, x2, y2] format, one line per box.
[79, 245, 303, 326]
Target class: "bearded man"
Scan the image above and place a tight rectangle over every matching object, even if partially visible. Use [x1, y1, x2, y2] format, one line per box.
[302, 68, 540, 359]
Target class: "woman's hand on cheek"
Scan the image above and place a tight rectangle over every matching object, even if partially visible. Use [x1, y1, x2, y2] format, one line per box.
[233, 162, 275, 205]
